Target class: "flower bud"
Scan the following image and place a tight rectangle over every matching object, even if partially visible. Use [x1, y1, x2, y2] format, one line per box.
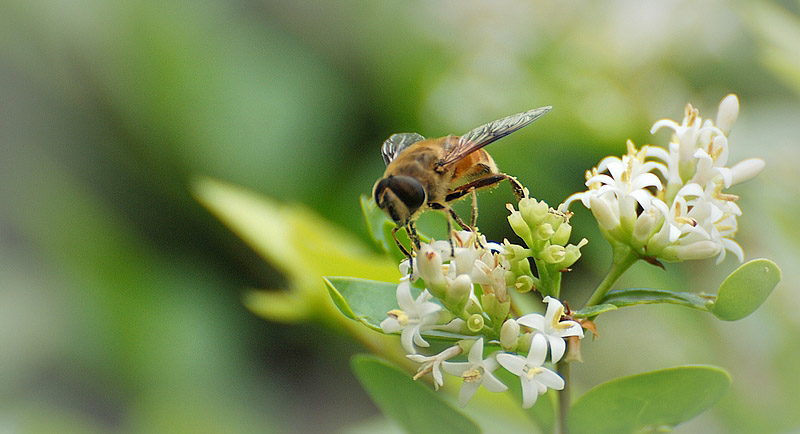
[730, 158, 765, 186]
[535, 223, 555, 241]
[520, 197, 548, 226]
[418, 244, 447, 297]
[502, 240, 531, 261]
[589, 195, 620, 231]
[500, 319, 520, 351]
[446, 274, 472, 312]
[551, 222, 572, 246]
[560, 239, 587, 268]
[514, 274, 535, 293]
[631, 208, 657, 249]
[664, 240, 720, 261]
[507, 209, 532, 242]
[716, 94, 739, 135]
[564, 335, 583, 363]
[467, 313, 485, 333]
[542, 244, 566, 264]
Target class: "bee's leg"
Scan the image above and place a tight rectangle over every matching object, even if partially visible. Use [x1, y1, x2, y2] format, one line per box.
[430, 202, 458, 257]
[407, 221, 421, 251]
[392, 226, 413, 270]
[445, 173, 527, 203]
[503, 174, 526, 201]
[468, 188, 485, 248]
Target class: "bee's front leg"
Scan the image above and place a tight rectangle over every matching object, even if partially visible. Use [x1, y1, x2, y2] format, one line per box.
[391, 225, 414, 271]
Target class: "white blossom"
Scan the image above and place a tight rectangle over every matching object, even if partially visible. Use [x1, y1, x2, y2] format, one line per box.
[516, 296, 583, 363]
[442, 338, 508, 406]
[380, 281, 442, 354]
[496, 334, 564, 409]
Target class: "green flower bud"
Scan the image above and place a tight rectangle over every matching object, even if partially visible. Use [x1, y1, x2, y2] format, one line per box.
[520, 197, 548, 226]
[500, 319, 520, 351]
[467, 313, 485, 333]
[514, 274, 535, 293]
[542, 243, 566, 264]
[507, 210, 532, 243]
[535, 223, 555, 241]
[551, 221, 572, 246]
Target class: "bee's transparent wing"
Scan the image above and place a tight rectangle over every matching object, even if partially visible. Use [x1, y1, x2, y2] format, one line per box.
[381, 133, 426, 166]
[439, 106, 551, 167]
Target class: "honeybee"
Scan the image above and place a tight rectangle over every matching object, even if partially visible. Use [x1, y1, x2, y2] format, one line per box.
[373, 106, 551, 258]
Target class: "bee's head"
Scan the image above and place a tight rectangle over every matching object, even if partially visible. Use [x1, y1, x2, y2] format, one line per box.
[373, 175, 426, 225]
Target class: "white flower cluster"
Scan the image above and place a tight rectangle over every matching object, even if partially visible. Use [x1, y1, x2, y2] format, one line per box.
[380, 234, 584, 408]
[563, 94, 764, 263]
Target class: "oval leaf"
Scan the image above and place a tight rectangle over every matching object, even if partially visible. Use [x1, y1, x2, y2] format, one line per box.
[324, 276, 400, 331]
[711, 258, 781, 321]
[567, 365, 731, 434]
[351, 355, 480, 434]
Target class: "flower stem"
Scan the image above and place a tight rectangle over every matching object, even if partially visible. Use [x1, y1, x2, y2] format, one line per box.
[583, 246, 638, 308]
[557, 360, 570, 434]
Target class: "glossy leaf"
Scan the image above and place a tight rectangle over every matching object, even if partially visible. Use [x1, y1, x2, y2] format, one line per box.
[711, 258, 781, 321]
[567, 365, 731, 434]
[572, 303, 617, 318]
[324, 276, 400, 331]
[599, 288, 712, 311]
[351, 355, 480, 434]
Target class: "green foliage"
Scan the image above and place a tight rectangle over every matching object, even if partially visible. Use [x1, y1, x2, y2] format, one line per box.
[598, 288, 712, 311]
[711, 258, 781, 321]
[351, 355, 481, 434]
[567, 366, 731, 434]
[192, 177, 399, 323]
[325, 277, 400, 331]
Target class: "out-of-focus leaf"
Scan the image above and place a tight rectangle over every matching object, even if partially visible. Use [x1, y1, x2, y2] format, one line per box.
[598, 288, 712, 311]
[192, 177, 399, 323]
[351, 355, 480, 434]
[567, 365, 731, 434]
[711, 258, 781, 321]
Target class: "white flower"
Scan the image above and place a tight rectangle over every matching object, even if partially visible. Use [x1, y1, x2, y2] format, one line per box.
[516, 296, 584, 363]
[407, 345, 462, 391]
[564, 94, 764, 264]
[380, 281, 442, 354]
[496, 334, 565, 409]
[442, 338, 508, 406]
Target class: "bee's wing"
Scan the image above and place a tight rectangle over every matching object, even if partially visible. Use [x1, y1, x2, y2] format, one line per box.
[381, 133, 426, 166]
[439, 106, 551, 167]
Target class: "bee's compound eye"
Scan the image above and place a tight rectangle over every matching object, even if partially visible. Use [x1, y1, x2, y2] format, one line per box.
[374, 177, 392, 206]
[387, 175, 426, 213]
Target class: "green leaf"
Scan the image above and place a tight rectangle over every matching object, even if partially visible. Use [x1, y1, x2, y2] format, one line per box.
[567, 365, 731, 434]
[599, 288, 712, 311]
[324, 277, 399, 331]
[351, 355, 480, 434]
[572, 303, 617, 318]
[711, 258, 781, 321]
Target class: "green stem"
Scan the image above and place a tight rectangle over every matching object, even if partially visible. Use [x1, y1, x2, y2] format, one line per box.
[583, 246, 638, 308]
[557, 360, 570, 434]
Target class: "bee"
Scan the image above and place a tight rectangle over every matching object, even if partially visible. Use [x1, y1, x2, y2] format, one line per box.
[373, 106, 551, 258]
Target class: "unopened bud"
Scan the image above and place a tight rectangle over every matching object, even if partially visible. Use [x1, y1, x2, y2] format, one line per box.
[500, 319, 520, 351]
[551, 222, 572, 246]
[664, 240, 720, 261]
[418, 244, 447, 297]
[535, 223, 555, 241]
[589, 195, 620, 231]
[446, 274, 472, 312]
[730, 158, 765, 186]
[520, 197, 548, 226]
[507, 209, 532, 242]
[514, 275, 535, 293]
[542, 244, 566, 264]
[716, 94, 739, 135]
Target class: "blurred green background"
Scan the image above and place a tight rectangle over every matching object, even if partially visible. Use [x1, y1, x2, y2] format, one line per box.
[1, 0, 799, 432]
